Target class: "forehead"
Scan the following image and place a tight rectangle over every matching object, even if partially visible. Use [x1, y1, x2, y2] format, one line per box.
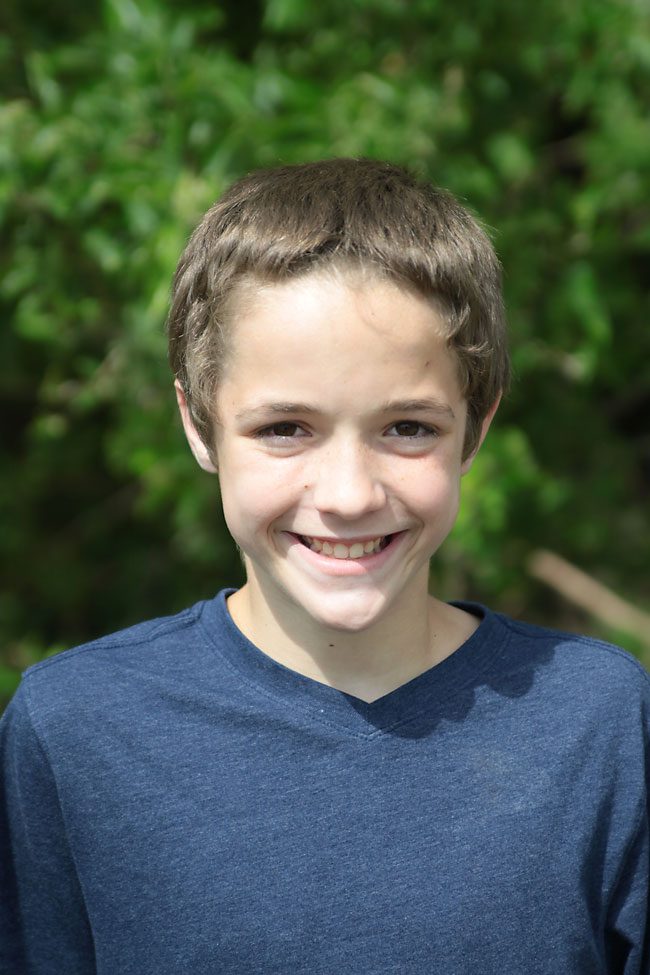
[224, 267, 449, 357]
[217, 270, 466, 416]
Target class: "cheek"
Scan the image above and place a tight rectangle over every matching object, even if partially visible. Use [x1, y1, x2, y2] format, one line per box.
[407, 471, 462, 532]
[405, 459, 461, 506]
[218, 461, 299, 535]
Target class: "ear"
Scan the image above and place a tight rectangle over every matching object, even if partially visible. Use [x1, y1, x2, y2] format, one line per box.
[460, 391, 501, 476]
[174, 380, 218, 474]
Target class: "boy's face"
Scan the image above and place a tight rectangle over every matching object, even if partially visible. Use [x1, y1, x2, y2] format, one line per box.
[178, 271, 495, 635]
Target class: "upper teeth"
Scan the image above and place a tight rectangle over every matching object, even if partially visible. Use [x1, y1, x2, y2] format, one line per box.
[301, 536, 385, 559]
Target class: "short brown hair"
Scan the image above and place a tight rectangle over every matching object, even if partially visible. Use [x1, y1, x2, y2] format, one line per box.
[167, 158, 509, 460]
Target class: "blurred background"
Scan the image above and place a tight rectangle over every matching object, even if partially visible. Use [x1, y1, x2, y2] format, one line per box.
[1, 0, 649, 708]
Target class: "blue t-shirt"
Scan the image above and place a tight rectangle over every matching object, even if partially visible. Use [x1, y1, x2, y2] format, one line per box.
[1, 592, 649, 973]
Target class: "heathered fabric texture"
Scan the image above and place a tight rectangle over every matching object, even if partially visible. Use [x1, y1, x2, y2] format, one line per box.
[1, 590, 649, 974]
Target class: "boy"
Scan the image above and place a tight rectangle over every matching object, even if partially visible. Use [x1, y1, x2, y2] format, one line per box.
[1, 158, 648, 973]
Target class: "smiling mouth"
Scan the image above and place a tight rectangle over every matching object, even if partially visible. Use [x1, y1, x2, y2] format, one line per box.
[298, 534, 393, 560]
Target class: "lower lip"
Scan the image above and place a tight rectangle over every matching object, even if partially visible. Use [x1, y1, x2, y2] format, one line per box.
[284, 532, 407, 576]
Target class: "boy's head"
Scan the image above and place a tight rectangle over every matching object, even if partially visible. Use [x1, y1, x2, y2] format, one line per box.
[167, 158, 509, 463]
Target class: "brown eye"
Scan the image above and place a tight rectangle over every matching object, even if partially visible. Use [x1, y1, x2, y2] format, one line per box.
[255, 421, 309, 441]
[271, 422, 299, 437]
[386, 421, 437, 442]
[393, 421, 422, 437]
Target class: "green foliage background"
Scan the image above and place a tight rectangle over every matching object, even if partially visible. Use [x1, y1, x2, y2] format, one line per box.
[1, 0, 649, 703]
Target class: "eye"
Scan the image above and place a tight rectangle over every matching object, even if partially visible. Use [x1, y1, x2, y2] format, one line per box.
[386, 421, 437, 439]
[255, 421, 308, 440]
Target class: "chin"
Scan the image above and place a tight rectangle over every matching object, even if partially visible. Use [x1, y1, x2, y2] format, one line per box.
[299, 591, 391, 634]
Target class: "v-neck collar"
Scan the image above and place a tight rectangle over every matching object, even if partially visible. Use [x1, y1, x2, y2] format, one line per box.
[199, 589, 512, 739]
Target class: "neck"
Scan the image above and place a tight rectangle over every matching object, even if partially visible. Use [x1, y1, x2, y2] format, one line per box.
[226, 573, 477, 703]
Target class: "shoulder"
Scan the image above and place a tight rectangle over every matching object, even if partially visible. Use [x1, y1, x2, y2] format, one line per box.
[465, 610, 650, 829]
[11, 595, 229, 743]
[22, 600, 203, 681]
[496, 611, 650, 679]
[487, 609, 650, 719]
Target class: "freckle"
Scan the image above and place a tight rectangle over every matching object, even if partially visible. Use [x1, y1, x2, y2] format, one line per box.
[328, 643, 334, 648]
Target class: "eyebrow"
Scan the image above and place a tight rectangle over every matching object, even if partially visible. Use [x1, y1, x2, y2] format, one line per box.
[235, 399, 456, 422]
[378, 398, 456, 419]
[235, 403, 320, 422]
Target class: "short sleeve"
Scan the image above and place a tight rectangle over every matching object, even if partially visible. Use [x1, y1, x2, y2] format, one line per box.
[605, 801, 650, 973]
[0, 682, 96, 974]
[605, 693, 650, 975]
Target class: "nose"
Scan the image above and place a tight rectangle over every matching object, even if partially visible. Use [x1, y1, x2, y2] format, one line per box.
[311, 440, 386, 519]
